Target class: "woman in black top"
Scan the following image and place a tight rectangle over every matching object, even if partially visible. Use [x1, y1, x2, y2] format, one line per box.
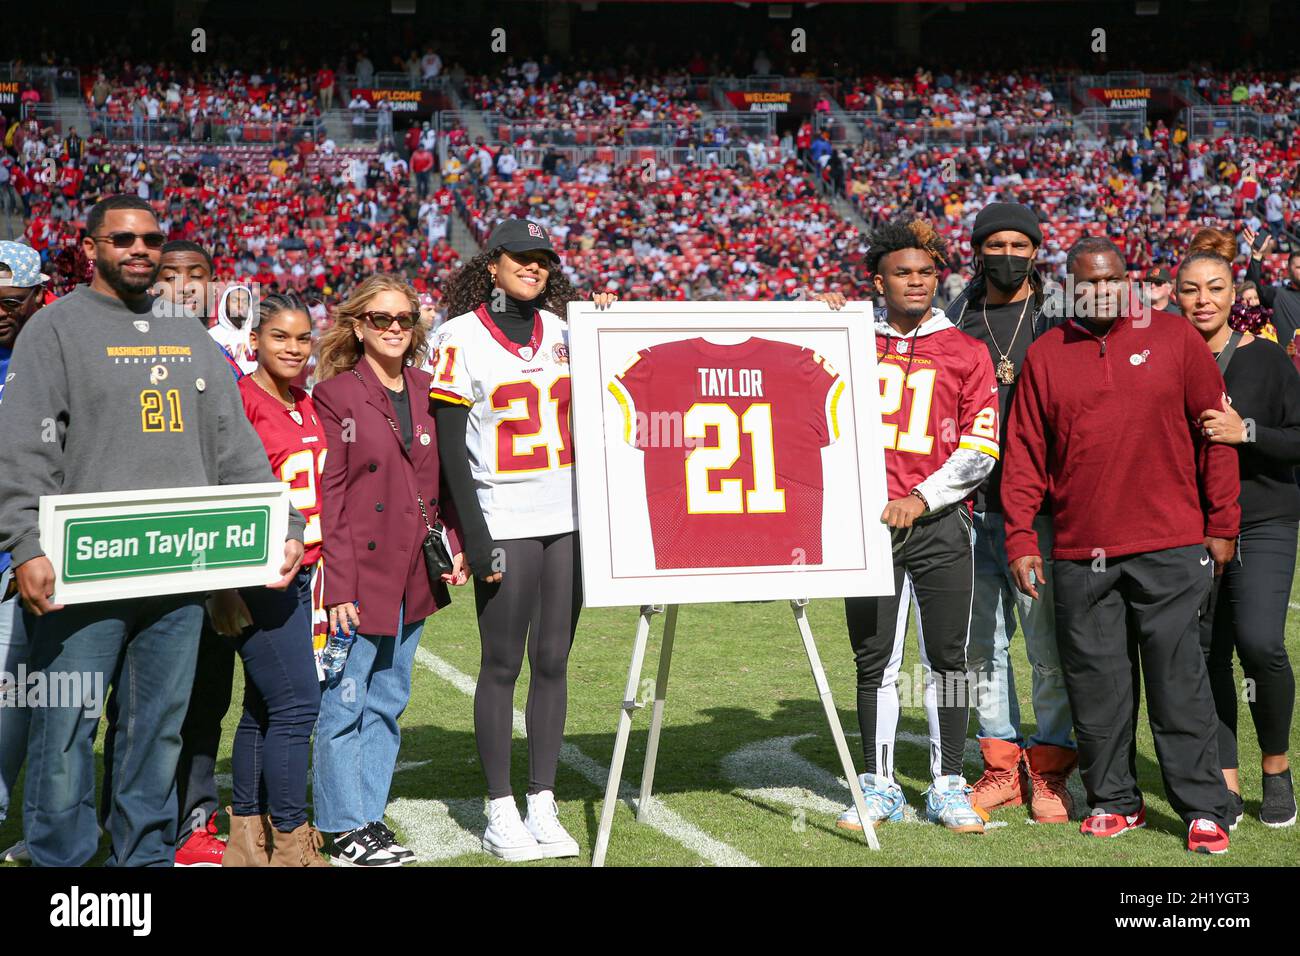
[1180, 228, 1300, 829]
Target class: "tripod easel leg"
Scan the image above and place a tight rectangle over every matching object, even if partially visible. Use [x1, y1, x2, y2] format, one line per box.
[592, 604, 660, 867]
[791, 599, 880, 850]
[637, 603, 678, 820]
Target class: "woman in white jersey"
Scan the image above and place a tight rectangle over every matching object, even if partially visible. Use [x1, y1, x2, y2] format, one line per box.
[431, 219, 614, 861]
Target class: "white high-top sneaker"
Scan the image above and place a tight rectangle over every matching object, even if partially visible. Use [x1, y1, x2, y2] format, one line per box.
[524, 790, 580, 859]
[482, 796, 544, 862]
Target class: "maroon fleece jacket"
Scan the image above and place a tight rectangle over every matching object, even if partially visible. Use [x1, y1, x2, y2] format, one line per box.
[1002, 309, 1240, 563]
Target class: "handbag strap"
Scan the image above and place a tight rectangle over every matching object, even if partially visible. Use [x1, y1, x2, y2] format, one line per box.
[353, 368, 437, 531]
[1216, 329, 1243, 375]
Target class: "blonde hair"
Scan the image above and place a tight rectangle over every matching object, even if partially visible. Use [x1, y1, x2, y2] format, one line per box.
[315, 274, 429, 382]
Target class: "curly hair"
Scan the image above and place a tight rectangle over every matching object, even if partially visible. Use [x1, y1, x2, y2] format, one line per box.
[440, 248, 582, 320]
[865, 217, 948, 274]
[315, 274, 428, 382]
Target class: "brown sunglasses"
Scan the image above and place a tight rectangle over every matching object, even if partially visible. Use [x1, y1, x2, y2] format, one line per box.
[360, 310, 419, 330]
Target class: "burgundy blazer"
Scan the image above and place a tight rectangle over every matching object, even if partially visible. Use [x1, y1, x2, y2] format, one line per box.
[313, 359, 462, 636]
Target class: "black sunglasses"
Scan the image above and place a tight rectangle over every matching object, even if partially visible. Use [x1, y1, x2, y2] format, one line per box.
[361, 310, 418, 330]
[92, 231, 166, 250]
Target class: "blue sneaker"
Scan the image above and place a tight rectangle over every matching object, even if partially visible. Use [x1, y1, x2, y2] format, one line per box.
[924, 775, 986, 833]
[836, 773, 907, 830]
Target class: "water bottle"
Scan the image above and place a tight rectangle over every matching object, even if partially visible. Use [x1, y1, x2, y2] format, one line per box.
[320, 606, 358, 683]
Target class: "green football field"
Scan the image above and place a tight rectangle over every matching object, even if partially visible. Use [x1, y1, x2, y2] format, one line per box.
[3, 574, 1298, 867]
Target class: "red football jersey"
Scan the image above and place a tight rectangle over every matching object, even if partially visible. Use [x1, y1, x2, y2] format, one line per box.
[875, 321, 1000, 501]
[239, 376, 329, 566]
[609, 336, 844, 569]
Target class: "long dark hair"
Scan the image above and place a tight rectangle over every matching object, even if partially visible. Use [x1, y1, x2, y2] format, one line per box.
[441, 249, 582, 319]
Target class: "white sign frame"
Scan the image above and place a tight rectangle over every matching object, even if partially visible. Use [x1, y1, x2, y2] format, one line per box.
[38, 483, 291, 605]
[569, 301, 893, 607]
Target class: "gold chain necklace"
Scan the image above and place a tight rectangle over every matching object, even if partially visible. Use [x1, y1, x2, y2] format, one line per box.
[252, 371, 296, 410]
[982, 294, 1032, 385]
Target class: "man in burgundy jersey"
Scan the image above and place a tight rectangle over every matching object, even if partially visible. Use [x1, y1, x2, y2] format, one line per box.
[820, 218, 998, 834]
[609, 336, 845, 570]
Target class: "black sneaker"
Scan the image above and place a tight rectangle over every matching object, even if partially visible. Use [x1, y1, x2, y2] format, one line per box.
[367, 821, 416, 864]
[328, 827, 402, 867]
[1260, 769, 1297, 828]
[1227, 789, 1245, 830]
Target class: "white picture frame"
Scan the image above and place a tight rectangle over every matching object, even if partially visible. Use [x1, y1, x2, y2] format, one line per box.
[569, 301, 894, 607]
[38, 483, 291, 605]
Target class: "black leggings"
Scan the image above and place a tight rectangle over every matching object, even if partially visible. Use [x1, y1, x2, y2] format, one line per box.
[1200, 520, 1297, 766]
[473, 533, 583, 800]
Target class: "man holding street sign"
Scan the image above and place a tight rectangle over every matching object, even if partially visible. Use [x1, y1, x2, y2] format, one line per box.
[0, 195, 306, 867]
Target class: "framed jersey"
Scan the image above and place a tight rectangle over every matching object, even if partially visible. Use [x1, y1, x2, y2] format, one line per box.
[569, 302, 893, 607]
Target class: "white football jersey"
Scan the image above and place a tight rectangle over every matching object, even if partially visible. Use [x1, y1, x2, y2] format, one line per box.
[429, 305, 577, 539]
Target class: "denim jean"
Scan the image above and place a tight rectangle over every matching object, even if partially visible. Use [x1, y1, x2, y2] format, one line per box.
[0, 568, 29, 828]
[231, 567, 321, 830]
[312, 607, 423, 834]
[968, 512, 1074, 749]
[23, 594, 203, 867]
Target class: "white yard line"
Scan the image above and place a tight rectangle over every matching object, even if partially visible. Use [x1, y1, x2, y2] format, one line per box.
[414, 647, 756, 867]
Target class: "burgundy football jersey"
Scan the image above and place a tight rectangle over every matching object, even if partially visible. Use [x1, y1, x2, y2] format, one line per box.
[239, 376, 329, 566]
[609, 336, 844, 569]
[875, 323, 999, 501]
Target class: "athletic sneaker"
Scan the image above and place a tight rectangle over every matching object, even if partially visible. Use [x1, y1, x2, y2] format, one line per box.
[367, 821, 415, 864]
[1187, 818, 1229, 855]
[836, 773, 907, 830]
[924, 775, 985, 833]
[483, 796, 543, 862]
[328, 826, 403, 867]
[1260, 769, 1297, 828]
[1079, 804, 1146, 838]
[1227, 790, 1245, 831]
[174, 825, 226, 866]
[0, 840, 29, 863]
[524, 790, 580, 859]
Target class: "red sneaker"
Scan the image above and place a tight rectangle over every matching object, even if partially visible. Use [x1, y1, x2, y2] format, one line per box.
[175, 815, 227, 867]
[1187, 818, 1229, 855]
[1079, 804, 1146, 838]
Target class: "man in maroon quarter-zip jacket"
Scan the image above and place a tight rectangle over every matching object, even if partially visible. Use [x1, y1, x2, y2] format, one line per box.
[1001, 236, 1240, 855]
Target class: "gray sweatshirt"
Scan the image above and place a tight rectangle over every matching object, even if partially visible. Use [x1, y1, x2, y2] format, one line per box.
[0, 285, 304, 568]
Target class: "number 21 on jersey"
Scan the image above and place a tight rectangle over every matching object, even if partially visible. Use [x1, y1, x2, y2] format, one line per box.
[491, 376, 573, 473]
[280, 448, 328, 545]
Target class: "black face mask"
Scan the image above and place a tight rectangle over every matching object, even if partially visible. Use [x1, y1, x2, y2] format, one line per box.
[984, 255, 1034, 293]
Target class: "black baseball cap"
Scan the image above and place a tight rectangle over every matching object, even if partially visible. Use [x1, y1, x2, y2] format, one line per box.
[486, 219, 559, 262]
[1145, 266, 1173, 284]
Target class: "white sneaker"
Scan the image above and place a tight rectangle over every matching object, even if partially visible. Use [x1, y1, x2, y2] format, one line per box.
[1, 840, 29, 863]
[524, 790, 580, 859]
[483, 796, 543, 862]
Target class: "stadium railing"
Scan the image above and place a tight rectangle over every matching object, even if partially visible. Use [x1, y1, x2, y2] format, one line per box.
[34, 101, 325, 147]
[0, 62, 80, 100]
[1182, 105, 1277, 140]
[511, 144, 744, 170]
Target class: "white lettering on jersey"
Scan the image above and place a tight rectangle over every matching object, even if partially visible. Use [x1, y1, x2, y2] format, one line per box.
[696, 367, 764, 398]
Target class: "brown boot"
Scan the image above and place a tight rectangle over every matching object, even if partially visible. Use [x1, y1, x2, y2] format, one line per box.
[968, 739, 1027, 813]
[221, 806, 272, 867]
[269, 822, 330, 867]
[1026, 745, 1078, 823]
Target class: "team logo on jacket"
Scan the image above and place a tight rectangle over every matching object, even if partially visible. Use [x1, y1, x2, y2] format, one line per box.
[552, 343, 569, 365]
[1130, 350, 1150, 366]
[133, 320, 150, 333]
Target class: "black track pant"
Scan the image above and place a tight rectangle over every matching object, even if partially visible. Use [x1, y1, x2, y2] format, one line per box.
[1054, 545, 1229, 829]
[845, 508, 973, 782]
[1200, 520, 1297, 767]
[473, 532, 583, 800]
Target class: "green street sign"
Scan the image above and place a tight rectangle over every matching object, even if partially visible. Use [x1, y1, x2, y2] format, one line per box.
[62, 506, 271, 582]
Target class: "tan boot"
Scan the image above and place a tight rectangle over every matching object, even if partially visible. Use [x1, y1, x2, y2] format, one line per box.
[968, 739, 1028, 813]
[221, 806, 272, 867]
[269, 822, 331, 867]
[1026, 745, 1078, 823]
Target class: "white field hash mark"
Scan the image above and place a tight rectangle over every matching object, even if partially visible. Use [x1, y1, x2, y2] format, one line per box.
[413, 647, 757, 866]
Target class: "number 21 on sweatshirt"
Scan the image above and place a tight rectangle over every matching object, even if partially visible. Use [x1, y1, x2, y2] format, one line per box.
[429, 304, 577, 540]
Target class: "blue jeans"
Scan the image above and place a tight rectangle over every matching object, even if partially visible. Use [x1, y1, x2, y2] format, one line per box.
[312, 607, 423, 833]
[0, 568, 29, 828]
[23, 594, 203, 867]
[232, 567, 321, 830]
[968, 512, 1074, 749]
